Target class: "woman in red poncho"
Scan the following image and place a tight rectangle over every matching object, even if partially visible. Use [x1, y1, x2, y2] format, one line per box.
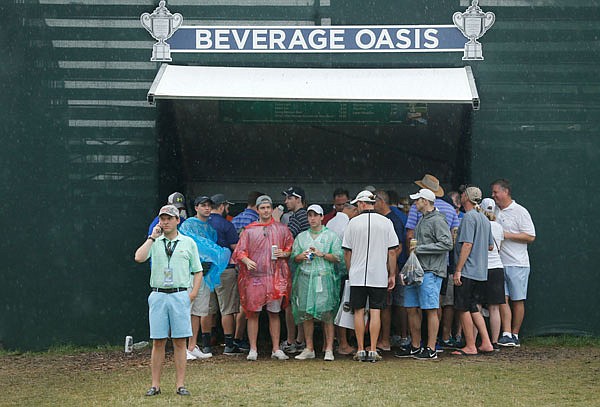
[232, 195, 294, 361]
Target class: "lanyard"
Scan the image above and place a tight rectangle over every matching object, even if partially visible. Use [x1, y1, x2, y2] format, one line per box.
[163, 239, 179, 267]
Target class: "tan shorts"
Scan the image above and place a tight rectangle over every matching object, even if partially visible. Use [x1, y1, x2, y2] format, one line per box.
[209, 268, 240, 316]
[190, 279, 211, 317]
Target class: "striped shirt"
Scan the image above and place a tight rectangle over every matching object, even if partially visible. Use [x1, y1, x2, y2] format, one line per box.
[287, 208, 309, 238]
[231, 208, 259, 233]
[405, 198, 460, 230]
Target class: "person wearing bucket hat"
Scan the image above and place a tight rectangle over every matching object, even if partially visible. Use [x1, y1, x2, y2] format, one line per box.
[405, 175, 459, 244]
[135, 205, 203, 397]
[342, 190, 399, 362]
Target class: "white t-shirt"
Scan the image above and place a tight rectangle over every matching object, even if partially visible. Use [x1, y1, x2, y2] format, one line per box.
[495, 200, 536, 267]
[488, 220, 504, 269]
[327, 211, 350, 240]
[342, 211, 399, 288]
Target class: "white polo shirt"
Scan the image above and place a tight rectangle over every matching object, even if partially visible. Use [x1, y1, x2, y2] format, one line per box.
[495, 200, 536, 267]
[342, 210, 399, 288]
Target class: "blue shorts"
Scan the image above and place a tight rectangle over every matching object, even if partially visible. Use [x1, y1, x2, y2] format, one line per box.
[403, 272, 443, 310]
[504, 266, 530, 301]
[148, 291, 192, 339]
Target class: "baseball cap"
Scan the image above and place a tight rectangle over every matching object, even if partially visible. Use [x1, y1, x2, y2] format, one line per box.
[480, 197, 496, 213]
[409, 188, 436, 203]
[350, 190, 377, 204]
[167, 192, 186, 209]
[282, 186, 305, 200]
[307, 204, 324, 215]
[194, 195, 212, 206]
[158, 204, 179, 218]
[255, 195, 273, 207]
[211, 193, 233, 206]
[465, 186, 482, 204]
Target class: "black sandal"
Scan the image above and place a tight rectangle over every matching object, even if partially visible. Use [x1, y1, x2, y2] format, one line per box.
[176, 386, 191, 396]
[145, 386, 161, 396]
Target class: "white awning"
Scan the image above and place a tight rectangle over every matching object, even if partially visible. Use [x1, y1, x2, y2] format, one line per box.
[147, 64, 480, 109]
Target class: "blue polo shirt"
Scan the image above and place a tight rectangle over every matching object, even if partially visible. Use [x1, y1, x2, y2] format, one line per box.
[208, 213, 239, 267]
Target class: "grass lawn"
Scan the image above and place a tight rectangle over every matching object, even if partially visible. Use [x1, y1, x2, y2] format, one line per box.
[1, 337, 599, 406]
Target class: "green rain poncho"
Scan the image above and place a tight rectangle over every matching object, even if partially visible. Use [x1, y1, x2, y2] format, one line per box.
[291, 227, 344, 324]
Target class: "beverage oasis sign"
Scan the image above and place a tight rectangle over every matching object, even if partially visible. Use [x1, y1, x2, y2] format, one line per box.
[141, 1, 494, 61]
[170, 26, 466, 53]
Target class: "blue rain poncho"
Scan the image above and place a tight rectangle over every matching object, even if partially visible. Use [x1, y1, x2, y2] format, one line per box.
[180, 217, 231, 291]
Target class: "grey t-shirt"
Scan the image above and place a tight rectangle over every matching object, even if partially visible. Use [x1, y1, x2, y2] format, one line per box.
[454, 209, 493, 281]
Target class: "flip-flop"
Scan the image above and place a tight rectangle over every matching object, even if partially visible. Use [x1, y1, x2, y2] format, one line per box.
[337, 349, 356, 356]
[451, 349, 478, 356]
[376, 346, 391, 352]
[478, 348, 495, 355]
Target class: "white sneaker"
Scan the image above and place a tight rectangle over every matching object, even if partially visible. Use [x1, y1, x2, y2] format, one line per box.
[189, 345, 212, 360]
[294, 349, 315, 360]
[247, 349, 258, 361]
[324, 350, 334, 361]
[271, 349, 289, 360]
[186, 349, 196, 360]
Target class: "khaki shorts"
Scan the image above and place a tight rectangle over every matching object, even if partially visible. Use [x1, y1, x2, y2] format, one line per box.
[190, 279, 211, 317]
[209, 268, 240, 316]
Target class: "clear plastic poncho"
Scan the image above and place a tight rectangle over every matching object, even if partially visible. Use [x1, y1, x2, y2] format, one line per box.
[180, 217, 231, 291]
[291, 227, 343, 324]
[232, 218, 293, 316]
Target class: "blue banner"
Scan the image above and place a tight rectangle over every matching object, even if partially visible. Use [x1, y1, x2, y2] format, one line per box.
[168, 25, 465, 53]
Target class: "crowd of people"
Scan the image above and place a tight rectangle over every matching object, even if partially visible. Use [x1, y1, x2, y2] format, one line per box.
[134, 175, 536, 396]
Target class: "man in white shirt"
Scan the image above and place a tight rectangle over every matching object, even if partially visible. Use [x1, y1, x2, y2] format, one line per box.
[491, 179, 536, 347]
[327, 203, 358, 240]
[342, 190, 399, 362]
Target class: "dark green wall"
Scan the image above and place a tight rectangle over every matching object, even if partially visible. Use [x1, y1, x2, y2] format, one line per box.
[1, 1, 598, 350]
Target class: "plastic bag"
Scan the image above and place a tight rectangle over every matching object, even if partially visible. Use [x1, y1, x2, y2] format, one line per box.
[334, 280, 369, 329]
[400, 252, 424, 286]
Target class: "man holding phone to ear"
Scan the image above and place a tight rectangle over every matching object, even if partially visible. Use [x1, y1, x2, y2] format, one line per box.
[135, 205, 203, 397]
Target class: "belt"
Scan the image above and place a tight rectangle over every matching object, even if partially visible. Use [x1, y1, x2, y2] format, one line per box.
[152, 287, 188, 294]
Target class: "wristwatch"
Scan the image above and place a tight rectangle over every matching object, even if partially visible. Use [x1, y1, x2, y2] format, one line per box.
[148, 236, 156, 241]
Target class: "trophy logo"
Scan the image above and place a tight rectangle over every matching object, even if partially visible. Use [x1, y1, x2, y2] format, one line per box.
[453, 0, 495, 60]
[141, 1, 183, 62]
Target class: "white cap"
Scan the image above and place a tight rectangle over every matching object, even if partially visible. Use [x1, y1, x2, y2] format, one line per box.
[409, 188, 436, 203]
[481, 197, 496, 213]
[350, 190, 377, 204]
[306, 204, 324, 215]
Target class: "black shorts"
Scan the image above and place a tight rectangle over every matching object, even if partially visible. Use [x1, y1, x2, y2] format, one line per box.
[350, 286, 387, 310]
[454, 277, 486, 313]
[486, 268, 505, 305]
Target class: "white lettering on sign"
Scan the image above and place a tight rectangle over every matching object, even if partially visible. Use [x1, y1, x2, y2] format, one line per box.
[189, 27, 447, 52]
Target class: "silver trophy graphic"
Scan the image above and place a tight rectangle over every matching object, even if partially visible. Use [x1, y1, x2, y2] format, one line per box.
[141, 1, 183, 62]
[453, 0, 495, 60]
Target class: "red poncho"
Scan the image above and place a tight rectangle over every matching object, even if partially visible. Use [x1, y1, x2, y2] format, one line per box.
[232, 218, 294, 315]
